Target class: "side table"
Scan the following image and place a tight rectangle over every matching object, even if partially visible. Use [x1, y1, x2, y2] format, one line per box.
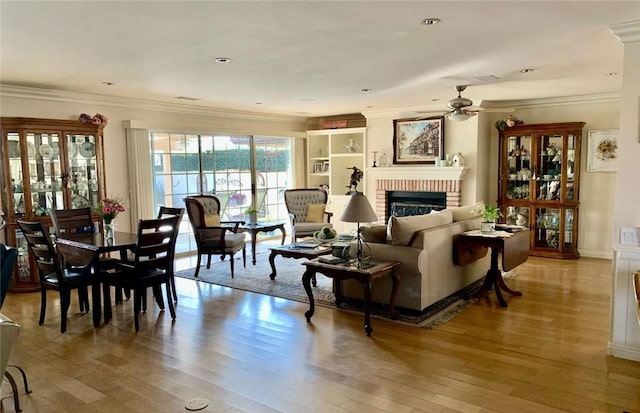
[302, 259, 400, 336]
[456, 229, 530, 307]
[237, 221, 287, 265]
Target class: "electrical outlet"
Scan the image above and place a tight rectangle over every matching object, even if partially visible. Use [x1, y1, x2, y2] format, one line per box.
[620, 227, 640, 246]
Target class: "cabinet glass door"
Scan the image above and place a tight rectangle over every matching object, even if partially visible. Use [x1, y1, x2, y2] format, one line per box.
[67, 134, 99, 209]
[7, 132, 26, 217]
[564, 208, 576, 249]
[537, 134, 563, 201]
[27, 132, 63, 215]
[14, 228, 31, 283]
[534, 207, 560, 250]
[565, 134, 577, 201]
[504, 205, 530, 228]
[505, 135, 531, 200]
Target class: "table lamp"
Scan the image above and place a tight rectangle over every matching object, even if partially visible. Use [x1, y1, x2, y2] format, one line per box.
[340, 192, 378, 267]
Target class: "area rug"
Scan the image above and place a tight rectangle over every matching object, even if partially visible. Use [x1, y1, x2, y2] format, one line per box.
[175, 251, 481, 329]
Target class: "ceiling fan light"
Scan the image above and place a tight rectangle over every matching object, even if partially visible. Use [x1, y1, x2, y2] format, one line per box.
[448, 110, 473, 122]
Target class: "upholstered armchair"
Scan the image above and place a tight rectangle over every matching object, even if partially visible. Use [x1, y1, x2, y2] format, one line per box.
[284, 189, 333, 242]
[184, 195, 246, 278]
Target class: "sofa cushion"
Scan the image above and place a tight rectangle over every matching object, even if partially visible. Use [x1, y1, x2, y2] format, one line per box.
[361, 225, 388, 244]
[306, 203, 326, 223]
[451, 203, 482, 222]
[390, 209, 453, 246]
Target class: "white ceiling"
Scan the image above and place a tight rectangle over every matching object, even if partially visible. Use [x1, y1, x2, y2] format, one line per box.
[1, 1, 639, 118]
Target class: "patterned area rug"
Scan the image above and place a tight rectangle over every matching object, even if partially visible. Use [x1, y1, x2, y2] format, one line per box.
[175, 250, 481, 329]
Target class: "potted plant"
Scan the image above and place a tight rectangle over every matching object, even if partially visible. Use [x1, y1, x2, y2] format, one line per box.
[245, 207, 258, 225]
[472, 203, 503, 233]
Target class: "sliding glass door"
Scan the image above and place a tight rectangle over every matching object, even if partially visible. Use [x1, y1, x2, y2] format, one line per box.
[151, 132, 292, 254]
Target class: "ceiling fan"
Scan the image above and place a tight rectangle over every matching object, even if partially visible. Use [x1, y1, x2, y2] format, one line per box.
[445, 85, 483, 121]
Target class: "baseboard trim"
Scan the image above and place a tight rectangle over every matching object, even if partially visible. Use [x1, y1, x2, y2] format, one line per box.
[579, 249, 613, 259]
[607, 342, 640, 362]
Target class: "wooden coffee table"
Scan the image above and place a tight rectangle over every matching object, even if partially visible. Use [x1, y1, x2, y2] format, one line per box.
[268, 243, 332, 286]
[302, 259, 400, 336]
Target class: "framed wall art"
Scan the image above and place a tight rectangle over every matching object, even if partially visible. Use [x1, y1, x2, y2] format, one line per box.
[587, 129, 618, 172]
[393, 116, 444, 164]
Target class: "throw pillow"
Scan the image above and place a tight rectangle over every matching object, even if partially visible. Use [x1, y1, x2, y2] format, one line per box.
[360, 225, 388, 244]
[390, 209, 453, 246]
[306, 203, 326, 223]
[204, 213, 221, 227]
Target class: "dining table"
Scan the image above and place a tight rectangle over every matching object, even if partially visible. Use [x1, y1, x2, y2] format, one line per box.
[56, 231, 137, 327]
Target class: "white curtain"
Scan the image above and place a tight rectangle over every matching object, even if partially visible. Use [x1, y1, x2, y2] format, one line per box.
[125, 128, 154, 227]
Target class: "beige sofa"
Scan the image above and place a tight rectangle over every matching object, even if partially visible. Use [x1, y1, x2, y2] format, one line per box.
[343, 205, 490, 312]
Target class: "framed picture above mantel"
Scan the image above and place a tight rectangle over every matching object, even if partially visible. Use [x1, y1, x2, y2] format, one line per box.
[393, 116, 444, 164]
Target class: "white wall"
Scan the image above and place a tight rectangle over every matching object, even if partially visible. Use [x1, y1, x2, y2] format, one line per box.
[363, 112, 486, 206]
[0, 87, 307, 232]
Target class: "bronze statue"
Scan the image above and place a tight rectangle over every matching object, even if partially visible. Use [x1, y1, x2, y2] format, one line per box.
[346, 166, 363, 194]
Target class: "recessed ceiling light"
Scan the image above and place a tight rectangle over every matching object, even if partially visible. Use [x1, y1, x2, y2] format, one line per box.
[102, 81, 114, 86]
[255, 102, 262, 105]
[214, 57, 231, 63]
[175, 96, 201, 101]
[520, 68, 534, 73]
[605, 72, 619, 76]
[432, 98, 440, 102]
[366, 105, 374, 109]
[421, 18, 441, 25]
[361, 88, 371, 92]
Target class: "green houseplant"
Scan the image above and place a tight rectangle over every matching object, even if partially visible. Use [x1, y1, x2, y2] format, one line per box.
[472, 202, 503, 233]
[245, 207, 258, 224]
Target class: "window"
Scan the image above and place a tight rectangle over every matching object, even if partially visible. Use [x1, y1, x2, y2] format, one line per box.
[151, 132, 292, 254]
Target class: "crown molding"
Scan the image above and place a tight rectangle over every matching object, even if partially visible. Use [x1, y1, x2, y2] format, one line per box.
[362, 93, 620, 119]
[481, 93, 621, 110]
[0, 84, 305, 124]
[610, 20, 640, 43]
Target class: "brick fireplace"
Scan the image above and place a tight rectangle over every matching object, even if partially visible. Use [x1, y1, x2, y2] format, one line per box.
[366, 166, 468, 222]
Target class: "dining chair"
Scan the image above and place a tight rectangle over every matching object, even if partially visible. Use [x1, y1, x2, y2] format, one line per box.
[0, 244, 18, 308]
[0, 248, 32, 413]
[105, 215, 180, 332]
[50, 207, 95, 236]
[184, 195, 246, 278]
[284, 188, 333, 242]
[157, 206, 185, 302]
[16, 220, 93, 333]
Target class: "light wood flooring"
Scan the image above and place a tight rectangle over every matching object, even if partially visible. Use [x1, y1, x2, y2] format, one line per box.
[1, 255, 639, 412]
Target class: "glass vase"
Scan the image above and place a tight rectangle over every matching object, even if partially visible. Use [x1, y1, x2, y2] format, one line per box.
[104, 219, 115, 242]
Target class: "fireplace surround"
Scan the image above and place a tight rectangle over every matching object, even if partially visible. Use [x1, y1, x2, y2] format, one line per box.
[367, 166, 467, 222]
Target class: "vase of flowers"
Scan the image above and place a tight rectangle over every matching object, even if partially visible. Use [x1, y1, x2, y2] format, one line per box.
[96, 196, 125, 241]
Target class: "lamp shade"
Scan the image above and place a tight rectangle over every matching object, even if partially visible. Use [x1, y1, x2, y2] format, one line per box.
[340, 193, 378, 223]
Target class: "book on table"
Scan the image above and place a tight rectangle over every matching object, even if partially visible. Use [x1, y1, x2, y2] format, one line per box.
[293, 241, 317, 249]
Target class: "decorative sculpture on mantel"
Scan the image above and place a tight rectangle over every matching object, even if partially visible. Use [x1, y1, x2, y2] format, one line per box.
[346, 166, 363, 194]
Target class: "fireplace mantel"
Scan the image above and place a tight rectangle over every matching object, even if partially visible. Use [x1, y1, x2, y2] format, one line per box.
[366, 166, 468, 181]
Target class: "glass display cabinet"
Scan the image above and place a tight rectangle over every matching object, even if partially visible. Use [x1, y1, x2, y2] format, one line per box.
[1, 117, 106, 291]
[498, 122, 584, 258]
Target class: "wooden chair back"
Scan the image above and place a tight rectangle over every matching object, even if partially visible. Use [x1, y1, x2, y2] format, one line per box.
[16, 220, 62, 284]
[132, 216, 180, 274]
[50, 207, 94, 236]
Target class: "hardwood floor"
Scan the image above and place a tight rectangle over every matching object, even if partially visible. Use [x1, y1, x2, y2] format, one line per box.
[1, 256, 639, 412]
